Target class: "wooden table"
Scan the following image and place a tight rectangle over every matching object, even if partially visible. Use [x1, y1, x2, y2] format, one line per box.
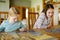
[0, 31, 59, 40]
[0, 26, 60, 40]
[34, 26, 60, 40]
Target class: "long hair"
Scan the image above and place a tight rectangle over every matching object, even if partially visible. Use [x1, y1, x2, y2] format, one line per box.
[42, 4, 54, 16]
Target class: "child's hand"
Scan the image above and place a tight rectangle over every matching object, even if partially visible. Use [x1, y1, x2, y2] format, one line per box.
[33, 26, 40, 29]
[19, 28, 25, 32]
[47, 26, 53, 29]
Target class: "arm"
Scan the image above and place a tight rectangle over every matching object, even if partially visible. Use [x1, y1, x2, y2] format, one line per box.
[33, 13, 45, 29]
[5, 22, 25, 32]
[47, 18, 53, 29]
[19, 22, 26, 32]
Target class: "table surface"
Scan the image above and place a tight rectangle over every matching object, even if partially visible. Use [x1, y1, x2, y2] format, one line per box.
[0, 26, 60, 40]
[0, 30, 60, 40]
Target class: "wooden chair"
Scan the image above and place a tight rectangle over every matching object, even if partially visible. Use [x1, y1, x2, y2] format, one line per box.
[28, 12, 39, 31]
[0, 12, 8, 24]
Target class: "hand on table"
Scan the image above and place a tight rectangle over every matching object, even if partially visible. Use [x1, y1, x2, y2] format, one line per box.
[19, 28, 25, 32]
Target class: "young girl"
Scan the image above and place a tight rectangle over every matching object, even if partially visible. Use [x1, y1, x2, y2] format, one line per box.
[33, 4, 54, 29]
[0, 7, 25, 32]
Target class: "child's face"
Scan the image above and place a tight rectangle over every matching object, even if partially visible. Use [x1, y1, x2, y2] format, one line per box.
[9, 14, 19, 22]
[8, 7, 20, 23]
[46, 8, 54, 18]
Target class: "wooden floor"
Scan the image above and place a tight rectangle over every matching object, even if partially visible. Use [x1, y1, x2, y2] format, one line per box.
[0, 25, 60, 40]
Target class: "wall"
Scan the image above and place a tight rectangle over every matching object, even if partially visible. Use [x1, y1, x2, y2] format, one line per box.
[0, 0, 31, 12]
[11, 0, 31, 7]
[54, 4, 60, 25]
[31, 0, 43, 14]
[0, 0, 9, 12]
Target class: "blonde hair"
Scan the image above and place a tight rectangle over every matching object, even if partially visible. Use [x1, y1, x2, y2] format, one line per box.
[7, 7, 20, 20]
[8, 7, 20, 16]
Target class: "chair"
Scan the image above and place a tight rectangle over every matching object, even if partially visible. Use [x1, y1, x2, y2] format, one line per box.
[0, 12, 8, 24]
[28, 12, 39, 31]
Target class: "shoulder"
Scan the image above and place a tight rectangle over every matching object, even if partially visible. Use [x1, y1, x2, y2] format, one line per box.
[39, 12, 45, 19]
[40, 12, 45, 17]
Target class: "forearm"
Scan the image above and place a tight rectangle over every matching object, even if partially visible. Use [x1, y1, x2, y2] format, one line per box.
[46, 24, 53, 29]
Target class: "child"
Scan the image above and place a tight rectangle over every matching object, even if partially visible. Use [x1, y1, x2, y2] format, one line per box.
[0, 7, 25, 32]
[33, 4, 54, 29]
[33, 4, 60, 35]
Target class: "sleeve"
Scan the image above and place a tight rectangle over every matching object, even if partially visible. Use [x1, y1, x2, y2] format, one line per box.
[33, 13, 45, 29]
[0, 21, 5, 32]
[21, 19, 27, 28]
[5, 21, 24, 32]
[20, 22, 25, 28]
